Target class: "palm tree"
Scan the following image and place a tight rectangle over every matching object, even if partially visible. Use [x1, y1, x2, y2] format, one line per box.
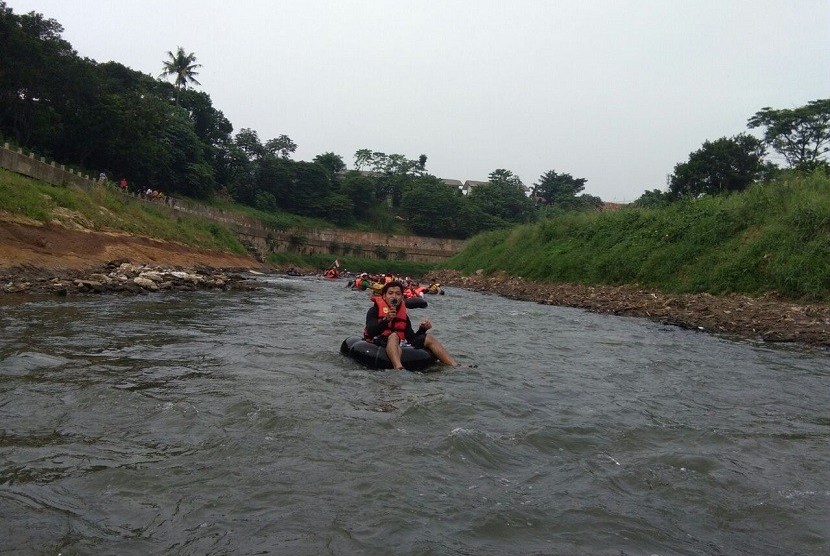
[160, 46, 202, 104]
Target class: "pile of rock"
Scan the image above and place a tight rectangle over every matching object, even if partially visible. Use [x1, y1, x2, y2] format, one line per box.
[1, 260, 261, 296]
[426, 269, 830, 348]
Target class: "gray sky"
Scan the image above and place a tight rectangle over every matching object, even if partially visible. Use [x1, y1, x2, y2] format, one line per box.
[7, 0, 830, 201]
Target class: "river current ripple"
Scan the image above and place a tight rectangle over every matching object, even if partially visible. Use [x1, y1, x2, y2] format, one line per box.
[1, 276, 828, 555]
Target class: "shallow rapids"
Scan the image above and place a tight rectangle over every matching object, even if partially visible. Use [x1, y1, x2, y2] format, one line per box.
[1, 276, 828, 555]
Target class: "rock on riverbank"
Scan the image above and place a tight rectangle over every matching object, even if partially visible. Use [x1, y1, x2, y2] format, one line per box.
[1, 260, 261, 296]
[427, 270, 830, 349]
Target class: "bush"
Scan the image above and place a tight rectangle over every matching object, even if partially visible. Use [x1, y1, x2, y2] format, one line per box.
[446, 171, 830, 300]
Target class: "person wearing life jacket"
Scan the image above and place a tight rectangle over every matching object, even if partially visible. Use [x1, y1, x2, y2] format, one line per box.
[363, 281, 457, 370]
[370, 282, 384, 296]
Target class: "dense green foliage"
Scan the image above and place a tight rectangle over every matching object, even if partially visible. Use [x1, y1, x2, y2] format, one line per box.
[531, 169, 603, 216]
[448, 171, 830, 301]
[0, 2, 592, 240]
[637, 99, 829, 206]
[748, 99, 830, 170]
[0, 4, 228, 199]
[668, 134, 773, 198]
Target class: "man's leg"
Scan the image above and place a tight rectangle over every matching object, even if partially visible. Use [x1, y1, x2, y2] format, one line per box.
[385, 335, 405, 370]
[423, 335, 458, 366]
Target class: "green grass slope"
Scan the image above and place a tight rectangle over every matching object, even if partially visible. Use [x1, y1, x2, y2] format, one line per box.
[0, 168, 437, 275]
[447, 171, 830, 301]
[0, 167, 246, 254]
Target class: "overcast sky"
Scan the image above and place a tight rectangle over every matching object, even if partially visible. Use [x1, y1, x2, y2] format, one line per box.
[7, 0, 830, 201]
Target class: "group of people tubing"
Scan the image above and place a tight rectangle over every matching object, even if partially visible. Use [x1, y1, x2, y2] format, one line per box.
[361, 279, 457, 369]
[346, 272, 443, 298]
[323, 267, 457, 370]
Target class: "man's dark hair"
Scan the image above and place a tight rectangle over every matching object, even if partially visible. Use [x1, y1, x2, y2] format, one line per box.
[381, 281, 404, 295]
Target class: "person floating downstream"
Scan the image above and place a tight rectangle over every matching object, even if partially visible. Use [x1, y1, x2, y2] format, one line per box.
[364, 281, 458, 370]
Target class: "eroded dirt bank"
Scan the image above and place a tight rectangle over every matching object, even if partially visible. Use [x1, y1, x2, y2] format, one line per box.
[0, 217, 264, 271]
[427, 270, 829, 349]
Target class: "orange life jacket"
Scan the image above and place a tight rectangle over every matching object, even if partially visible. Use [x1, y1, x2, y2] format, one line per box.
[364, 296, 408, 342]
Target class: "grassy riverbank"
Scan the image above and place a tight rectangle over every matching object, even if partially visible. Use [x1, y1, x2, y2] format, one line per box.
[3, 165, 828, 301]
[447, 171, 830, 301]
[0, 168, 247, 254]
[0, 167, 436, 276]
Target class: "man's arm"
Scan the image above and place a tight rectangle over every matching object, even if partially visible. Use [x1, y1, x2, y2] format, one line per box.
[365, 305, 387, 338]
[405, 317, 427, 343]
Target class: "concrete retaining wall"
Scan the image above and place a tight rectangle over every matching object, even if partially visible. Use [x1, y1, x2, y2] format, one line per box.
[0, 143, 96, 189]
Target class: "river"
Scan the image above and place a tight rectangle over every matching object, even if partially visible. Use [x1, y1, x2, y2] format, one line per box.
[1, 275, 828, 555]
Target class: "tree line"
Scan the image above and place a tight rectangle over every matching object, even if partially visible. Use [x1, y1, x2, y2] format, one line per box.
[2, 3, 828, 239]
[635, 100, 830, 207]
[0, 3, 596, 239]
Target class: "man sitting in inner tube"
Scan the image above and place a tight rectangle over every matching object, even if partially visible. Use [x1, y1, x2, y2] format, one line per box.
[364, 281, 457, 370]
[351, 273, 370, 290]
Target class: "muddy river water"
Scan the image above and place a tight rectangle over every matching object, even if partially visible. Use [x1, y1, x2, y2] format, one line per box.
[1, 276, 828, 555]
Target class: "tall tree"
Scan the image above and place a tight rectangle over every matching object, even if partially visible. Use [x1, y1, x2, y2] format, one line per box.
[633, 188, 671, 208]
[264, 134, 297, 159]
[0, 5, 76, 145]
[488, 168, 526, 192]
[354, 148, 373, 170]
[668, 134, 769, 198]
[313, 152, 346, 177]
[160, 46, 201, 105]
[272, 160, 332, 217]
[467, 170, 534, 227]
[531, 170, 587, 205]
[234, 128, 265, 160]
[339, 171, 376, 218]
[748, 99, 830, 170]
[401, 177, 464, 237]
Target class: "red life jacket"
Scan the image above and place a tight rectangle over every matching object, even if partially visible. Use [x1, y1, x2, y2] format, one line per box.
[364, 296, 408, 342]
